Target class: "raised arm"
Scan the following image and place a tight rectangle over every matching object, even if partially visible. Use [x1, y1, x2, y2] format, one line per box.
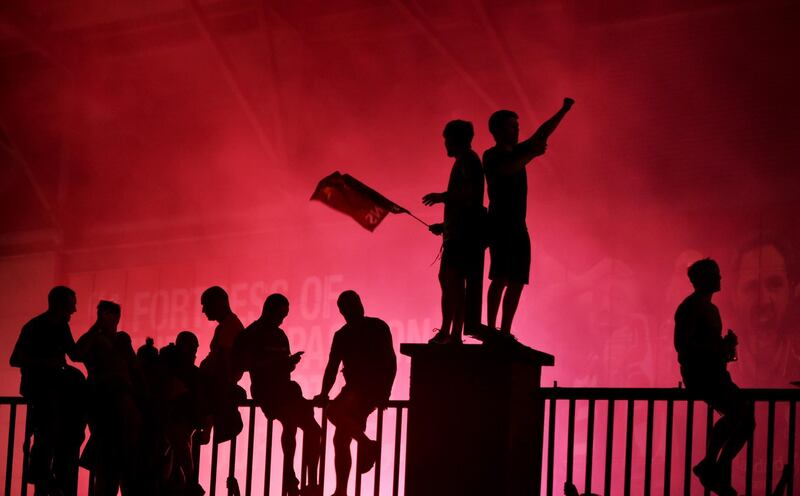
[495, 98, 574, 175]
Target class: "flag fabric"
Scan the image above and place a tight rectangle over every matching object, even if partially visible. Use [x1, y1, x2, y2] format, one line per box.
[310, 172, 407, 231]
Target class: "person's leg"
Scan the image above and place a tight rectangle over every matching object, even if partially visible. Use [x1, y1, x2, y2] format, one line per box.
[462, 244, 484, 335]
[437, 267, 455, 336]
[487, 279, 505, 330]
[450, 275, 466, 342]
[297, 404, 322, 487]
[280, 421, 299, 489]
[332, 428, 352, 496]
[499, 282, 524, 333]
[716, 398, 755, 484]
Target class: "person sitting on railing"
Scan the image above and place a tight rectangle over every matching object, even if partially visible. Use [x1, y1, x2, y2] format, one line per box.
[314, 290, 397, 496]
[10, 285, 87, 496]
[197, 286, 247, 445]
[674, 258, 755, 496]
[233, 293, 321, 496]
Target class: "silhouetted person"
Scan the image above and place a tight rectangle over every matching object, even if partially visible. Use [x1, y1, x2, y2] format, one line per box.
[10, 286, 86, 496]
[314, 291, 396, 496]
[160, 331, 206, 496]
[484, 98, 574, 335]
[675, 258, 755, 496]
[423, 120, 486, 344]
[198, 286, 246, 444]
[74, 301, 146, 496]
[233, 294, 321, 496]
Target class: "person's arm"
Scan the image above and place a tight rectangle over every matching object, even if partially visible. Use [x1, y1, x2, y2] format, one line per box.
[377, 324, 397, 406]
[72, 327, 96, 363]
[422, 192, 447, 206]
[496, 98, 574, 175]
[316, 335, 342, 400]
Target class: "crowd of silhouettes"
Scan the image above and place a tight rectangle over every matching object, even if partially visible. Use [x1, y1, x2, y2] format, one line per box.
[10, 285, 395, 496]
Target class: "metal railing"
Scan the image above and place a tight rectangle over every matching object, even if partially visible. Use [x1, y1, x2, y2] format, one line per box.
[2, 388, 797, 496]
[539, 387, 799, 496]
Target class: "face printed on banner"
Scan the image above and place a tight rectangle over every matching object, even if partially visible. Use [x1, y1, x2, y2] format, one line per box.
[734, 243, 792, 335]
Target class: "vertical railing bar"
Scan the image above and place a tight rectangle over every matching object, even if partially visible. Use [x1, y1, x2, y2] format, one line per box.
[546, 398, 557, 496]
[704, 404, 713, 496]
[766, 400, 776, 494]
[584, 398, 595, 495]
[603, 399, 615, 496]
[684, 400, 694, 496]
[623, 399, 634, 496]
[5, 404, 17, 496]
[663, 399, 674, 496]
[21, 406, 30, 496]
[644, 399, 654, 496]
[319, 406, 328, 496]
[355, 435, 363, 496]
[229, 436, 238, 490]
[210, 437, 219, 496]
[374, 408, 384, 496]
[746, 411, 754, 496]
[566, 398, 576, 484]
[787, 400, 795, 496]
[392, 407, 403, 496]
[264, 418, 274, 496]
[245, 405, 256, 496]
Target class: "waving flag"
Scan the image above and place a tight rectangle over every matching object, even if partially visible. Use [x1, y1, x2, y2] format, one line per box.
[310, 172, 409, 231]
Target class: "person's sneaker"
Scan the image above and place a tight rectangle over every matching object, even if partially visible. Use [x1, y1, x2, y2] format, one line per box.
[693, 459, 737, 496]
[428, 329, 449, 344]
[357, 439, 379, 474]
[692, 458, 716, 488]
[464, 323, 496, 342]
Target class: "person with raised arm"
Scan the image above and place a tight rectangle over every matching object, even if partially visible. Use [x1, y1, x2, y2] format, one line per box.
[483, 98, 574, 336]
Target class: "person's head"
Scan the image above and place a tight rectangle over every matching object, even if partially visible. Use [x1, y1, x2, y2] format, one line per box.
[96, 300, 121, 332]
[201, 286, 231, 322]
[488, 109, 519, 146]
[733, 237, 798, 334]
[262, 293, 290, 327]
[47, 286, 77, 322]
[337, 290, 365, 323]
[687, 258, 721, 295]
[443, 120, 474, 158]
[175, 330, 199, 365]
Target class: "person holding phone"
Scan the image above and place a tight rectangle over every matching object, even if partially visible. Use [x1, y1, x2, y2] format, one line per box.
[233, 294, 320, 496]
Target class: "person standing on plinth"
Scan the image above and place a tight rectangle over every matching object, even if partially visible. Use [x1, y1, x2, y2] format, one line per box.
[423, 119, 487, 344]
[483, 98, 574, 335]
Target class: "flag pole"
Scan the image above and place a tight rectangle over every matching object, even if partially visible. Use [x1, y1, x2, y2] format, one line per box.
[405, 211, 430, 228]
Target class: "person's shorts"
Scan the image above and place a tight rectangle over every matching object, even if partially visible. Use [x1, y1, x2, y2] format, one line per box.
[681, 368, 748, 416]
[440, 239, 484, 279]
[326, 387, 378, 432]
[256, 381, 312, 422]
[488, 228, 531, 284]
